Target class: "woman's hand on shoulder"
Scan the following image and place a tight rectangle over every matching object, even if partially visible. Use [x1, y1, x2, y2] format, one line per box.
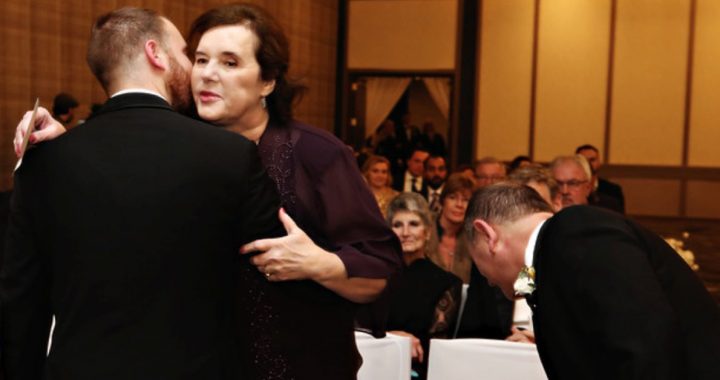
[240, 208, 345, 282]
[14, 106, 66, 157]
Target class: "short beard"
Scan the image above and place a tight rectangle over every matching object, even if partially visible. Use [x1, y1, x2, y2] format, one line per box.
[166, 55, 192, 113]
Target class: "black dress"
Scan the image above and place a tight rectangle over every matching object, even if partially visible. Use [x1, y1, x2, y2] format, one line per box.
[236, 121, 403, 380]
[386, 258, 462, 379]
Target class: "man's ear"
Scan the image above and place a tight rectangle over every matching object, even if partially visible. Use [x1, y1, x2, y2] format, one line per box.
[144, 40, 167, 71]
[473, 219, 499, 253]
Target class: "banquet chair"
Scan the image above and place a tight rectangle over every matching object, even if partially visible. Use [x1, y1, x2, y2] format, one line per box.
[355, 331, 412, 380]
[426, 338, 547, 380]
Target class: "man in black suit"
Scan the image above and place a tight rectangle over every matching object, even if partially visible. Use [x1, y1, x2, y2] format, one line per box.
[464, 183, 720, 379]
[576, 144, 625, 214]
[1, 8, 281, 379]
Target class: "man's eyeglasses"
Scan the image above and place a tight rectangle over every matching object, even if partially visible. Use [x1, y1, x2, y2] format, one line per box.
[556, 179, 588, 189]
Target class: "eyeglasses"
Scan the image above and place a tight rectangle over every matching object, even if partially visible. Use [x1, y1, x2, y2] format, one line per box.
[556, 179, 588, 189]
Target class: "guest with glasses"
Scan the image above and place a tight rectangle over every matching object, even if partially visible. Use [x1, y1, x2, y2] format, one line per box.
[550, 155, 593, 210]
[473, 156, 507, 189]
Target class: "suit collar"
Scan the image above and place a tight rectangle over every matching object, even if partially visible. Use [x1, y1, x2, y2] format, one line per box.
[94, 92, 174, 119]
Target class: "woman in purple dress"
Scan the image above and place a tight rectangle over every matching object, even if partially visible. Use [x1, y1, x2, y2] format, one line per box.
[15, 3, 402, 379]
[186, 4, 402, 379]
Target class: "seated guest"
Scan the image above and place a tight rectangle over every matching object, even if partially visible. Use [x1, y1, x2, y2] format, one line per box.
[419, 121, 446, 156]
[455, 163, 475, 179]
[509, 164, 561, 212]
[51, 92, 79, 127]
[386, 193, 462, 380]
[436, 173, 475, 283]
[575, 144, 625, 214]
[550, 155, 592, 210]
[423, 154, 448, 214]
[473, 156, 507, 188]
[362, 155, 399, 218]
[393, 148, 430, 193]
[508, 155, 532, 174]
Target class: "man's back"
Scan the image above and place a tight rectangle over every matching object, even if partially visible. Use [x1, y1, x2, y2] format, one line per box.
[2, 94, 281, 379]
[533, 206, 720, 379]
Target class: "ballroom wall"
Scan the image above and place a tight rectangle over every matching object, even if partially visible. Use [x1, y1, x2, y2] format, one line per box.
[476, 0, 720, 218]
[347, 0, 720, 218]
[0, 0, 338, 191]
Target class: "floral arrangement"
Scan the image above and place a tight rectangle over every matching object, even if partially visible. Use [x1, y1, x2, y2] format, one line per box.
[664, 232, 699, 271]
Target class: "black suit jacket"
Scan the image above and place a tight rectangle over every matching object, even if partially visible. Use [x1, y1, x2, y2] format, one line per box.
[531, 206, 720, 379]
[1, 94, 282, 380]
[588, 177, 625, 214]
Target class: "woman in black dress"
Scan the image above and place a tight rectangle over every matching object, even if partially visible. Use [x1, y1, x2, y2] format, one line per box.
[386, 192, 462, 379]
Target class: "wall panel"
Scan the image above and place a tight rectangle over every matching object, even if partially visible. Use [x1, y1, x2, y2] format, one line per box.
[475, 0, 534, 160]
[609, 0, 689, 165]
[686, 180, 720, 218]
[534, 0, 610, 162]
[614, 178, 681, 217]
[688, 0, 720, 167]
[348, 0, 457, 70]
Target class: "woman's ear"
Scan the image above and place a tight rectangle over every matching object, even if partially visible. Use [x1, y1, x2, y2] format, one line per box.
[261, 79, 276, 97]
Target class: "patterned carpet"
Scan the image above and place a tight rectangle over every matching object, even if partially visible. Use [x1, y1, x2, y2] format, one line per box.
[633, 216, 720, 305]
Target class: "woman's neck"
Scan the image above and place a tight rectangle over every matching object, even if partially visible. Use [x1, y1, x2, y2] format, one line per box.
[227, 109, 271, 143]
[439, 215, 461, 237]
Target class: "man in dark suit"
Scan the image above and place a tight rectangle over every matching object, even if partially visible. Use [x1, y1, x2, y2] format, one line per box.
[1, 8, 281, 380]
[392, 148, 429, 193]
[576, 144, 625, 214]
[464, 183, 720, 379]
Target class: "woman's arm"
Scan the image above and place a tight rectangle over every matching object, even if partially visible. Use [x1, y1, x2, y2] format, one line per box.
[242, 209, 386, 303]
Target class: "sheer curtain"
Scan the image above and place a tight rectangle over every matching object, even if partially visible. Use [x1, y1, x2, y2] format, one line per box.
[364, 77, 411, 137]
[422, 77, 451, 119]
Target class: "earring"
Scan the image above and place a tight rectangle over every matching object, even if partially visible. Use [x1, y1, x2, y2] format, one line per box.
[261, 97, 267, 109]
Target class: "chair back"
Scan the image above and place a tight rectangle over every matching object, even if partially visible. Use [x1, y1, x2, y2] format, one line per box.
[355, 331, 412, 380]
[426, 338, 547, 380]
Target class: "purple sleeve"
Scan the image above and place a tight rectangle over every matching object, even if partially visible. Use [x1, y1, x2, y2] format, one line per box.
[297, 132, 403, 279]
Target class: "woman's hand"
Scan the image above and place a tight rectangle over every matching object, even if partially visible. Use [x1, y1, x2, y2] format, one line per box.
[14, 106, 66, 157]
[240, 209, 387, 303]
[241, 209, 345, 282]
[388, 331, 424, 363]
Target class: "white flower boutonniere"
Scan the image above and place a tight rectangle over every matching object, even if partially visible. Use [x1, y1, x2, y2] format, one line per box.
[514, 265, 536, 296]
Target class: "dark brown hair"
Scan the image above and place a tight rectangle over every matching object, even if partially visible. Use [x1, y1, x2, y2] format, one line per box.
[87, 8, 165, 92]
[188, 3, 306, 125]
[440, 173, 475, 204]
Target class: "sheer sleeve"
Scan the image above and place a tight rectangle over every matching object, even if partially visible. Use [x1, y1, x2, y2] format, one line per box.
[428, 281, 462, 339]
[294, 126, 403, 279]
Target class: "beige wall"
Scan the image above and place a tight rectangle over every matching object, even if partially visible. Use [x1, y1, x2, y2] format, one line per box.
[475, 0, 534, 161]
[348, 0, 457, 70]
[475, 0, 720, 218]
[0, 0, 338, 191]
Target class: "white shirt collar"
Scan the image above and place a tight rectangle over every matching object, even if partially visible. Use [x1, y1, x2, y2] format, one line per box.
[524, 219, 546, 267]
[110, 89, 167, 102]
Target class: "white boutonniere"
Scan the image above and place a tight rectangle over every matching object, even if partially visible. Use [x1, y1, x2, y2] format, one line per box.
[514, 265, 536, 296]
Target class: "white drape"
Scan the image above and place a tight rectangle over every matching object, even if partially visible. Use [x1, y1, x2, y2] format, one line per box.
[364, 77, 411, 137]
[422, 77, 451, 119]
